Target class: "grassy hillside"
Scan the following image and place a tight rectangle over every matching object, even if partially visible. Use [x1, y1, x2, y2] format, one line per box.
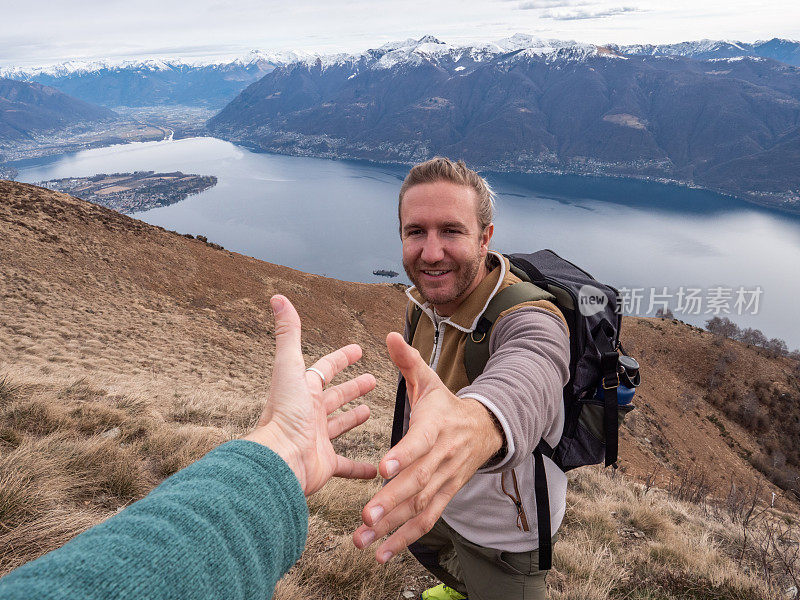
[1, 180, 798, 598]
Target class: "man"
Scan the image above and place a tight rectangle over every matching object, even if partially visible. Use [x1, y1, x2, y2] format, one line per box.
[353, 158, 571, 600]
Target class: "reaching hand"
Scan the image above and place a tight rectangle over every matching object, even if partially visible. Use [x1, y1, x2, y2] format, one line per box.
[352, 331, 503, 563]
[245, 295, 378, 496]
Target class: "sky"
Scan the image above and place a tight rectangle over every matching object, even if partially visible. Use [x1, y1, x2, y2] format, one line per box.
[1, 0, 799, 68]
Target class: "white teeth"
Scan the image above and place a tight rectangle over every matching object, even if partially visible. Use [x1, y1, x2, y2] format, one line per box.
[423, 270, 449, 276]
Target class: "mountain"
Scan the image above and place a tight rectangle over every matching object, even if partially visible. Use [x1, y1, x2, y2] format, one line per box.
[0, 181, 797, 597]
[208, 35, 800, 213]
[615, 38, 800, 67]
[0, 51, 310, 109]
[6, 37, 796, 108]
[0, 78, 118, 144]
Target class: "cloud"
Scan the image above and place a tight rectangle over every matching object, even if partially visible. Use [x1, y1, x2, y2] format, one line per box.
[517, 0, 590, 9]
[542, 6, 641, 20]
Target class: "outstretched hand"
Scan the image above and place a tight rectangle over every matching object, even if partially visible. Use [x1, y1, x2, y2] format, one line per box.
[352, 331, 503, 563]
[245, 295, 378, 496]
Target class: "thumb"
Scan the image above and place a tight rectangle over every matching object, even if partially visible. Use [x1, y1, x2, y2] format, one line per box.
[386, 331, 440, 395]
[270, 295, 305, 383]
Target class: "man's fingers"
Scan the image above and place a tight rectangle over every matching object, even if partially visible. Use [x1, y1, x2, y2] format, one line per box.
[354, 467, 451, 547]
[378, 418, 439, 480]
[306, 344, 364, 390]
[323, 374, 376, 414]
[270, 295, 305, 381]
[361, 440, 450, 530]
[327, 404, 371, 439]
[334, 455, 377, 480]
[374, 490, 453, 563]
[353, 505, 413, 549]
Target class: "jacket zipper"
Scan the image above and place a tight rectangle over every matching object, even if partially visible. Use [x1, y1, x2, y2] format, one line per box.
[430, 323, 443, 369]
[502, 469, 530, 532]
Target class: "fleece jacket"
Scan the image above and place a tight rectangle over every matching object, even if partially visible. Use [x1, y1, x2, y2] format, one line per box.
[402, 251, 571, 552]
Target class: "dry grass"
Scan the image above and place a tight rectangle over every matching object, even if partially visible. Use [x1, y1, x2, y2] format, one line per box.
[1, 183, 798, 597]
[549, 468, 796, 600]
[3, 368, 794, 599]
[274, 515, 422, 600]
[139, 424, 230, 478]
[0, 373, 239, 575]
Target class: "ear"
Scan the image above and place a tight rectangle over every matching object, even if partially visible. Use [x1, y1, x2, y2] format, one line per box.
[480, 223, 494, 255]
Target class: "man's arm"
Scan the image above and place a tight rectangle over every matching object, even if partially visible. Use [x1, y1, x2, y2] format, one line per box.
[353, 307, 569, 563]
[352, 332, 503, 563]
[459, 305, 571, 473]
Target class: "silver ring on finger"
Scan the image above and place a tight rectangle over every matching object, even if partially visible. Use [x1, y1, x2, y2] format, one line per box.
[305, 366, 326, 386]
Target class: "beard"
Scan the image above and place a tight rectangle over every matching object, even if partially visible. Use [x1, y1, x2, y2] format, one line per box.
[403, 250, 483, 309]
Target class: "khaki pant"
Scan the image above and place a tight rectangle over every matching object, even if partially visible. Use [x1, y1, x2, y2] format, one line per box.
[409, 519, 552, 600]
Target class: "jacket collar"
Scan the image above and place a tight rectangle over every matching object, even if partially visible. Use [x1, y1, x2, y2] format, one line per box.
[406, 251, 507, 333]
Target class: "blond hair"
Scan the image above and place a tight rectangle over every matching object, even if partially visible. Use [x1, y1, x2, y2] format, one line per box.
[398, 157, 495, 234]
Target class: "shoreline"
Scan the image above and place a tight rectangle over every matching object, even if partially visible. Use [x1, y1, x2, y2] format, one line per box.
[7, 131, 800, 220]
[213, 135, 800, 219]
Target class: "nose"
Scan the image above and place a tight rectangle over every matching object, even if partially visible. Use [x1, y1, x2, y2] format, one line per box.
[420, 233, 445, 264]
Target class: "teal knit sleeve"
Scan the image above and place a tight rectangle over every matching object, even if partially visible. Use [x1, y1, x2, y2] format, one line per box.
[0, 440, 309, 600]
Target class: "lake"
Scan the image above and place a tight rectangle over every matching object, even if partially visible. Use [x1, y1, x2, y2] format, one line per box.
[14, 136, 800, 350]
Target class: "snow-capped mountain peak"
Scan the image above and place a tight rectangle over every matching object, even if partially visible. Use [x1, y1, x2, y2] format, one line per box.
[417, 35, 445, 45]
[0, 49, 309, 79]
[4, 35, 799, 82]
[232, 49, 314, 67]
[612, 37, 800, 66]
[290, 34, 625, 74]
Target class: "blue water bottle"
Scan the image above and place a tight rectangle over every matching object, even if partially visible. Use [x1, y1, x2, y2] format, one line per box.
[594, 355, 640, 405]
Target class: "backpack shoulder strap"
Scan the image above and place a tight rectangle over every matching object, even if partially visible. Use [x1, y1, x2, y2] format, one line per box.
[464, 281, 555, 383]
[407, 303, 423, 344]
[391, 302, 424, 449]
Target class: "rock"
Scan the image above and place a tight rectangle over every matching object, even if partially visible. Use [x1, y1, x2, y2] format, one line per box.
[101, 427, 121, 439]
[402, 591, 416, 599]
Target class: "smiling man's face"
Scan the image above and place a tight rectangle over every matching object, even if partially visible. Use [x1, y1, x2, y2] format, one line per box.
[400, 180, 493, 316]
